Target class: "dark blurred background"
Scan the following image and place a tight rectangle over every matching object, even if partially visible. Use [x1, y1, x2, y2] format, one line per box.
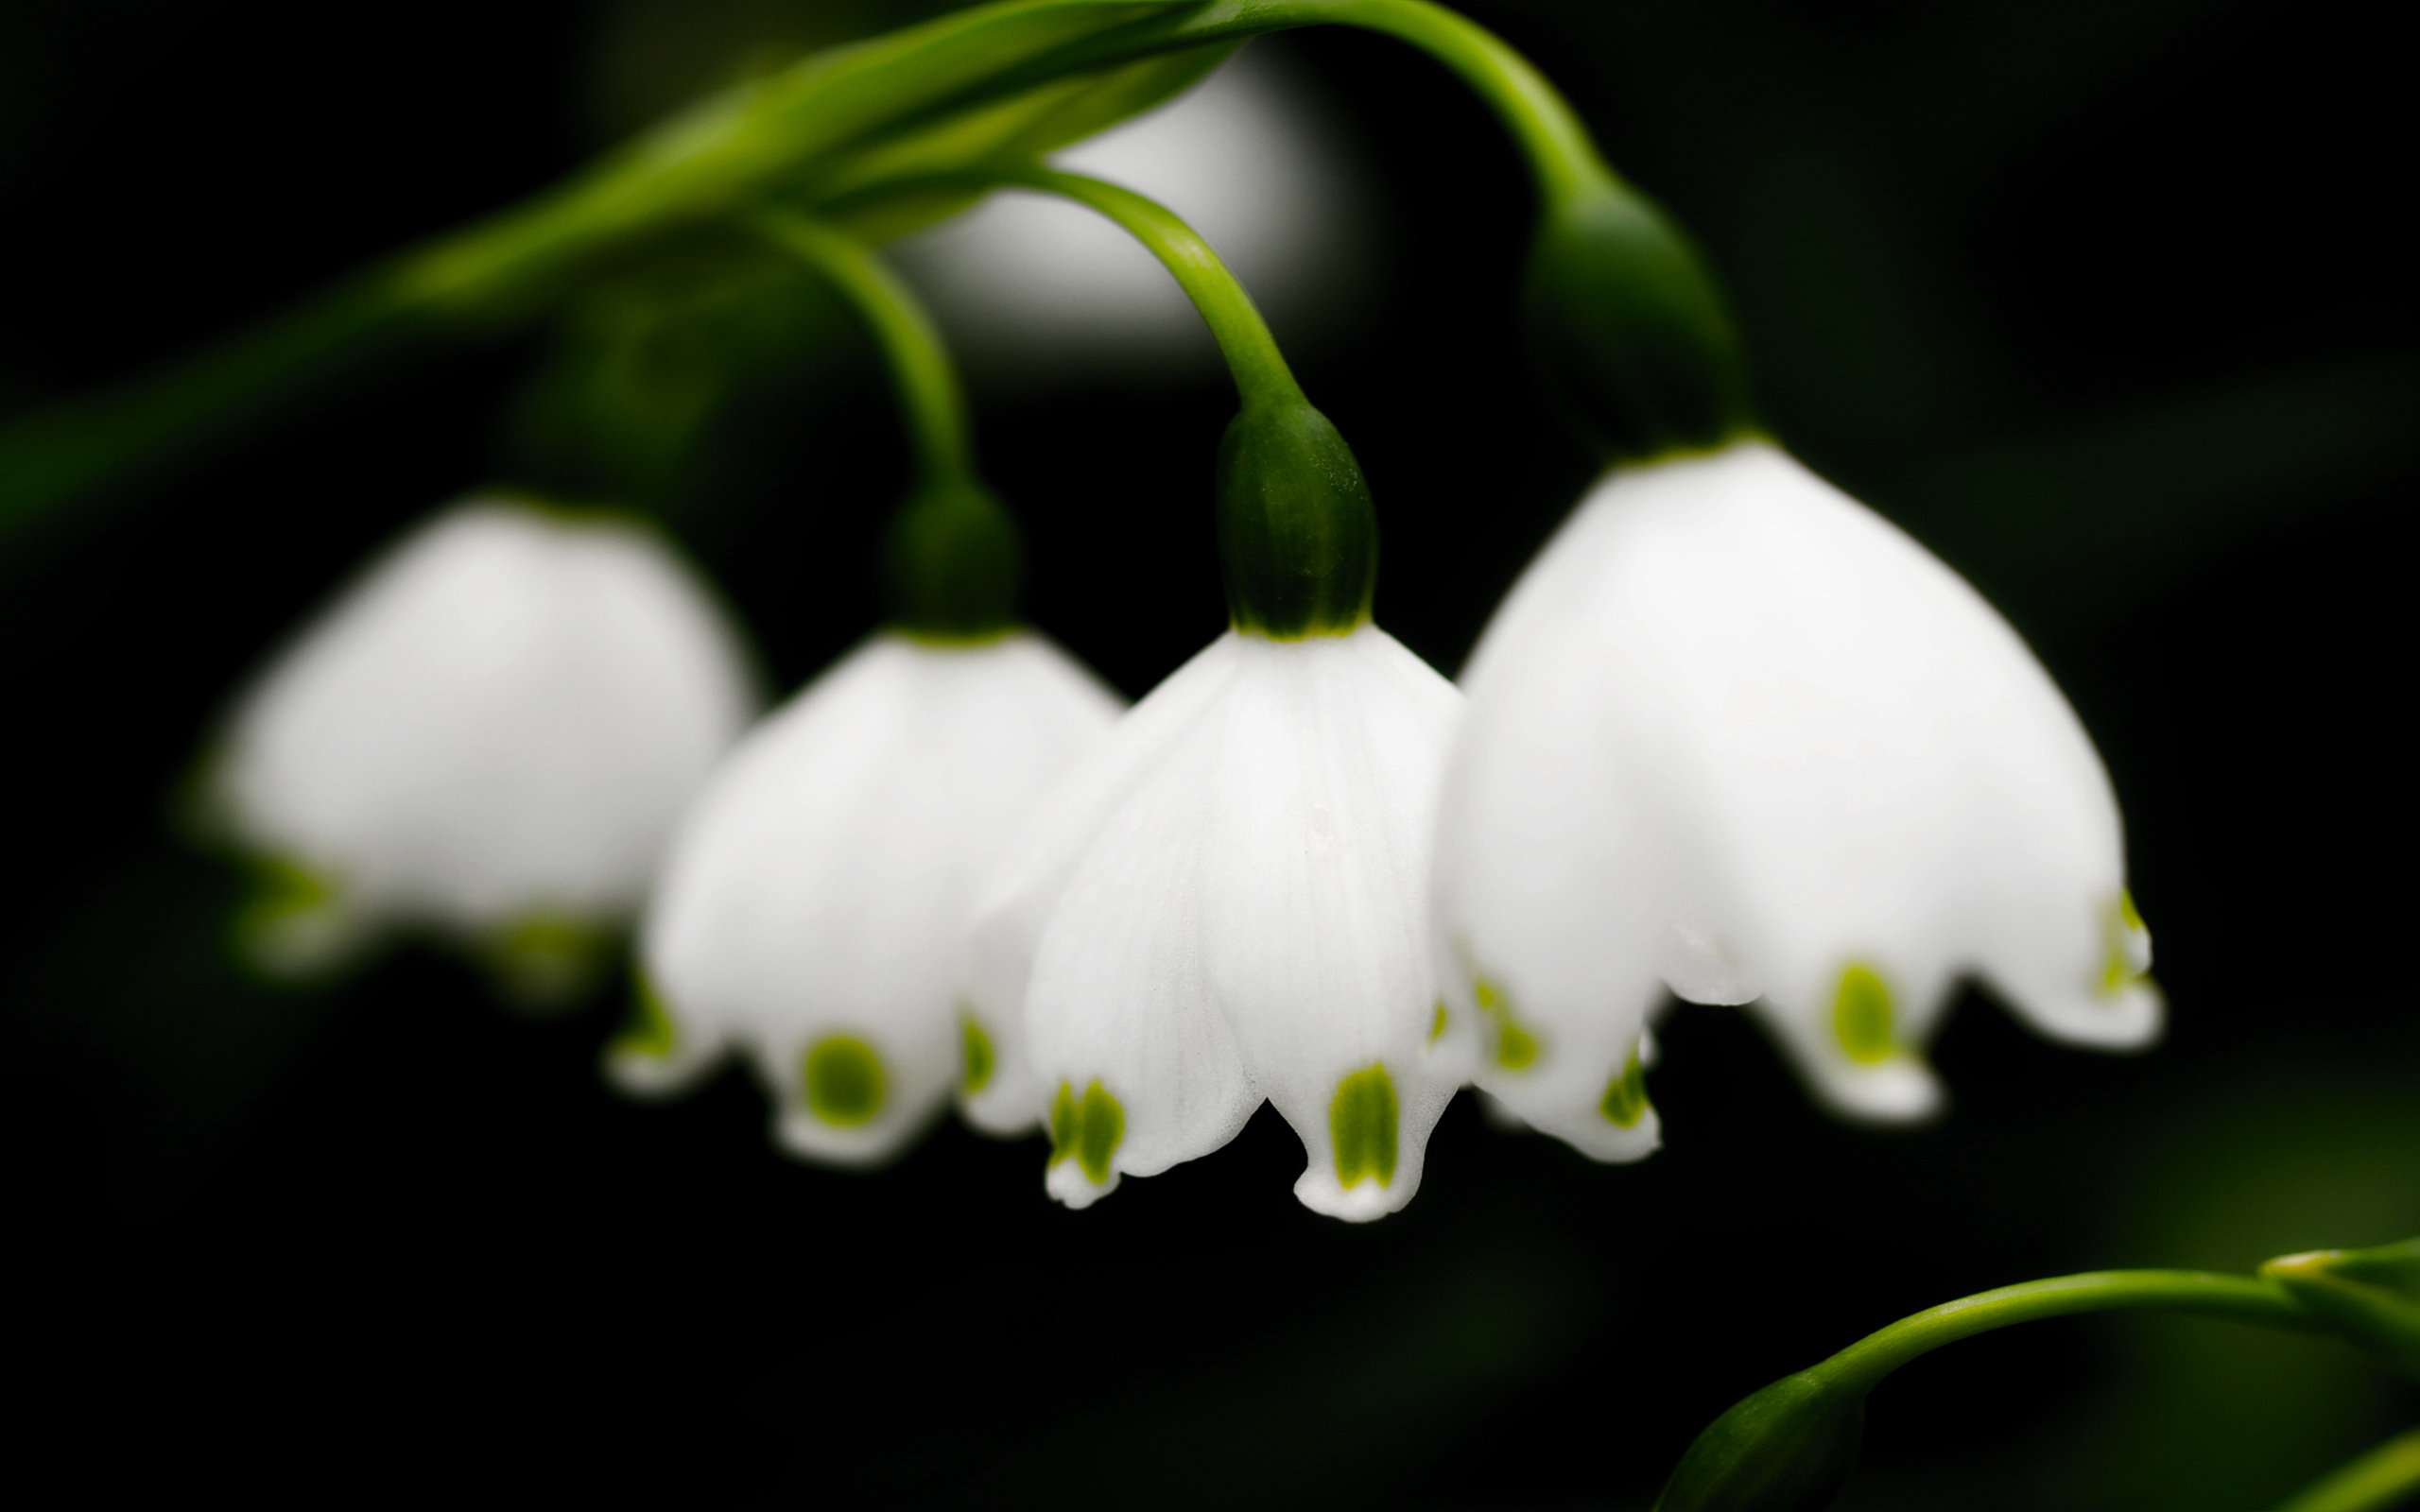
[3, 1, 2413, 1505]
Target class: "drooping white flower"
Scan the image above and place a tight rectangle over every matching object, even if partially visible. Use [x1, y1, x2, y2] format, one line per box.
[619, 630, 1122, 1166]
[199, 496, 758, 1002]
[966, 626, 1464, 1221]
[1434, 439, 2159, 1143]
[894, 44, 1366, 375]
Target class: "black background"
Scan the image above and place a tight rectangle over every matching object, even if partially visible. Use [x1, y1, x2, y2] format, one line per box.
[3, 2, 2414, 1506]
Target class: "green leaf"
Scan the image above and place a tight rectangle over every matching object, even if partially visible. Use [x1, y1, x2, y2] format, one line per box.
[389, 3, 1215, 320]
[806, 45, 1236, 243]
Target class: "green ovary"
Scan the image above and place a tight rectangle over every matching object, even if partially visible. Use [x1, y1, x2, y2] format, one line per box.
[1599, 1044, 1651, 1128]
[804, 1036, 887, 1126]
[612, 972, 679, 1059]
[1832, 964, 1897, 1065]
[1048, 1080, 1124, 1185]
[960, 1011, 994, 1093]
[1473, 976, 1542, 1071]
[1330, 1063, 1400, 1189]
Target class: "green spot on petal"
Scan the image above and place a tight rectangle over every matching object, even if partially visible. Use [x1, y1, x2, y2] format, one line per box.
[1078, 1083, 1122, 1184]
[239, 853, 336, 927]
[1047, 1079, 1124, 1186]
[1428, 1002, 1449, 1043]
[804, 1036, 886, 1126]
[482, 912, 611, 1008]
[1833, 963, 1896, 1065]
[1330, 1063, 1400, 1189]
[960, 1009, 994, 1094]
[1474, 975, 1542, 1071]
[2100, 892, 2152, 997]
[611, 972, 678, 1059]
[2100, 951, 2131, 996]
[1600, 1044, 1652, 1128]
[229, 852, 361, 978]
[1495, 1018, 1540, 1071]
[1049, 1082, 1079, 1157]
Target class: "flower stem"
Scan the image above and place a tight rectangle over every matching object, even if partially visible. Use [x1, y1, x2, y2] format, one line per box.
[1813, 1269, 2320, 1396]
[750, 211, 973, 486]
[1218, 0, 1615, 207]
[981, 166, 1308, 414]
[2273, 1431, 2420, 1512]
[749, 211, 1017, 638]
[904, 165, 1370, 636]
[1656, 1267, 2339, 1511]
[0, 0, 1234, 543]
[0, 0, 1610, 542]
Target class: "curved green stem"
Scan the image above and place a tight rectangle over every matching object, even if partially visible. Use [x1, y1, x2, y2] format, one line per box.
[2274, 1430, 2420, 1512]
[0, 0, 1608, 542]
[1656, 1266, 2342, 1511]
[928, 165, 1306, 413]
[1218, 0, 1612, 206]
[751, 212, 973, 484]
[0, 0, 1233, 542]
[1815, 1269, 2320, 1396]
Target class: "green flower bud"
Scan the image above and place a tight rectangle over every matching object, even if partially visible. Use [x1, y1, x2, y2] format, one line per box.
[2262, 1238, 2420, 1380]
[1655, 1370, 1867, 1512]
[885, 475, 1022, 642]
[1524, 181, 1756, 464]
[1214, 398, 1376, 639]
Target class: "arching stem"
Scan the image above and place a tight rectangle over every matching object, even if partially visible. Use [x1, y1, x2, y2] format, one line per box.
[1810, 1269, 2320, 1396]
[750, 211, 975, 487]
[978, 166, 1307, 414]
[1215, 0, 1614, 207]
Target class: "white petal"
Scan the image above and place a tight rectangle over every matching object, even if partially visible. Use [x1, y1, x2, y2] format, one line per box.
[1433, 496, 1683, 1143]
[1525, 1092, 1663, 1164]
[962, 634, 1243, 1136]
[633, 632, 1119, 1166]
[1030, 778, 1254, 1210]
[1443, 439, 2154, 1139]
[1199, 630, 1464, 1221]
[1009, 637, 1260, 1202]
[204, 498, 757, 988]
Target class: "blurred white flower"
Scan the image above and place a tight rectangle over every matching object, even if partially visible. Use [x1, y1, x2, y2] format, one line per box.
[199, 496, 757, 1004]
[967, 626, 1463, 1221]
[618, 630, 1122, 1166]
[1434, 440, 2159, 1143]
[894, 43, 1367, 376]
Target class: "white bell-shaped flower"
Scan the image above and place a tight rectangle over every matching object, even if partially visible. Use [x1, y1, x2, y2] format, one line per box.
[1434, 439, 2160, 1143]
[967, 626, 1464, 1221]
[199, 496, 758, 1002]
[620, 630, 1122, 1166]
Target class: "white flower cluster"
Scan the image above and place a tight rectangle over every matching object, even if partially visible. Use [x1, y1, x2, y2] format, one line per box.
[210, 435, 2158, 1222]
